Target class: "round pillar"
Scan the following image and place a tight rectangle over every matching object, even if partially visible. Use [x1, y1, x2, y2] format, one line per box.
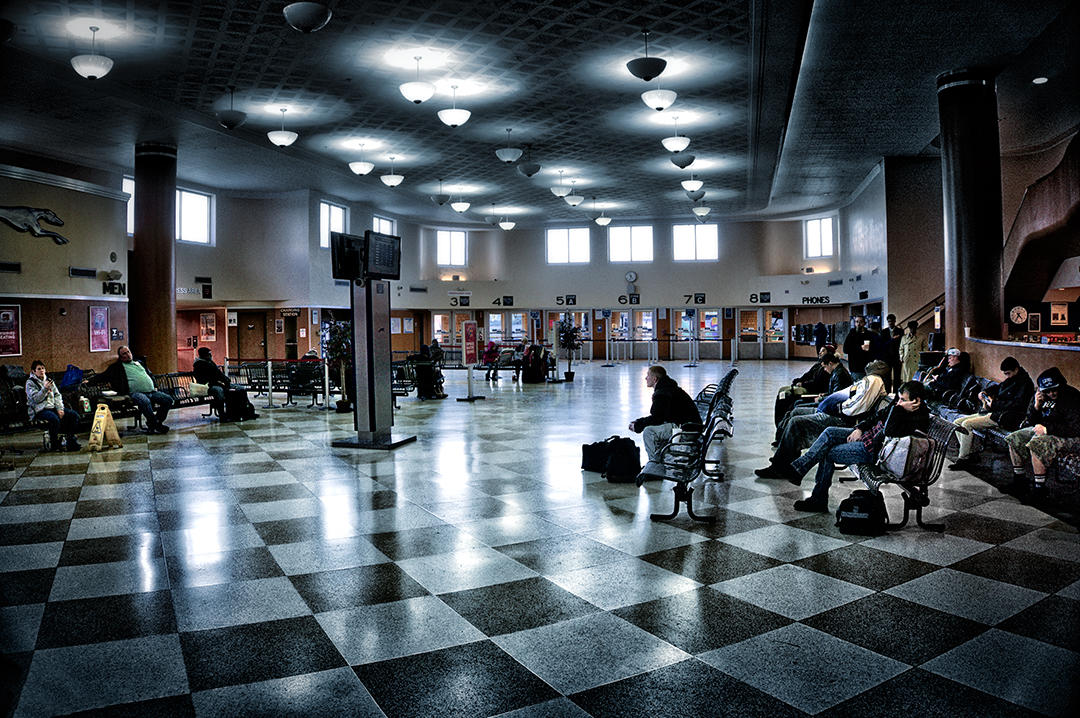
[131, 142, 177, 373]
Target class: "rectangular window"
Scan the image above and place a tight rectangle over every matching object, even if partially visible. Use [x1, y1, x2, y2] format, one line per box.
[374, 215, 394, 235]
[672, 224, 718, 261]
[546, 227, 590, 264]
[176, 188, 212, 244]
[437, 230, 466, 266]
[608, 225, 653, 263]
[319, 201, 347, 249]
[123, 177, 135, 235]
[805, 217, 834, 258]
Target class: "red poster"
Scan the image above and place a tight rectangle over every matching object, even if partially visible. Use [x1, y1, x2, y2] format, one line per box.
[462, 321, 478, 365]
[0, 305, 21, 357]
[89, 306, 110, 352]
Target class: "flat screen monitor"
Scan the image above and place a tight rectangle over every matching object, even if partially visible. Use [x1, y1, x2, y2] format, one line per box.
[330, 231, 363, 280]
[363, 230, 401, 280]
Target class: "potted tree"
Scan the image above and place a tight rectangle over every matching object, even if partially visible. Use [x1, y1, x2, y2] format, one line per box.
[322, 318, 354, 412]
[556, 316, 583, 381]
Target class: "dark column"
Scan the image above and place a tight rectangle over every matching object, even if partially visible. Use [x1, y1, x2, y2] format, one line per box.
[131, 142, 177, 373]
[936, 68, 1004, 345]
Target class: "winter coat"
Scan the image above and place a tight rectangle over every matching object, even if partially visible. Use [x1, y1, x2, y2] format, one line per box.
[990, 368, 1034, 430]
[1023, 384, 1080, 438]
[899, 333, 924, 383]
[25, 375, 64, 420]
[632, 376, 701, 432]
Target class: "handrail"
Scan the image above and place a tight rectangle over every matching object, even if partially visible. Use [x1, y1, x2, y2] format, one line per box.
[897, 292, 945, 329]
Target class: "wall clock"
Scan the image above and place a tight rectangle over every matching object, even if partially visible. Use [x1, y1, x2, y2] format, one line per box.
[1009, 306, 1028, 324]
[624, 270, 638, 283]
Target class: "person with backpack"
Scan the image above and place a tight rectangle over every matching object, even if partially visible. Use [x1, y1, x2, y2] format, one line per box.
[629, 365, 701, 480]
[26, 360, 81, 451]
[787, 381, 930, 512]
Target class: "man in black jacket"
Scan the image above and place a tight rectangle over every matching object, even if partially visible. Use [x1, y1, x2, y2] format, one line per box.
[950, 357, 1034, 470]
[1006, 367, 1080, 495]
[193, 347, 231, 412]
[629, 365, 701, 480]
[842, 315, 874, 379]
[789, 381, 930, 512]
[773, 344, 835, 426]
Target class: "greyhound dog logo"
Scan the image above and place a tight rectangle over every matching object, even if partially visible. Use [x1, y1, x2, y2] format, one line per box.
[0, 206, 71, 245]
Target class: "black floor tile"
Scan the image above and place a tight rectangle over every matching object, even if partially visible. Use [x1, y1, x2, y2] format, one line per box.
[251, 516, 341, 545]
[57, 693, 196, 717]
[440, 577, 600, 636]
[82, 470, 152, 486]
[354, 640, 558, 718]
[289, 563, 429, 612]
[818, 667, 1042, 718]
[1, 487, 82, 506]
[179, 615, 346, 692]
[0, 519, 70, 546]
[613, 588, 791, 654]
[155, 505, 249, 532]
[494, 533, 630, 574]
[367, 525, 479, 560]
[662, 508, 775, 538]
[232, 483, 315, 504]
[803, 593, 987, 665]
[0, 651, 34, 717]
[152, 477, 229, 495]
[928, 487, 998, 512]
[73, 496, 157, 519]
[58, 532, 162, 567]
[19, 462, 89, 477]
[570, 658, 804, 718]
[641, 540, 782, 584]
[35, 590, 176, 649]
[471, 477, 551, 496]
[940, 512, 1038, 544]
[997, 595, 1080, 653]
[0, 567, 55, 606]
[949, 546, 1080, 593]
[792, 544, 940, 591]
[166, 546, 283, 587]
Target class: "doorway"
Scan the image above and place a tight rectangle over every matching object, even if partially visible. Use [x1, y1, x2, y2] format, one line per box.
[237, 311, 267, 361]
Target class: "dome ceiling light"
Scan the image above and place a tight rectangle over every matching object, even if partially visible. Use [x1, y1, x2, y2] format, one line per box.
[348, 143, 374, 175]
[267, 108, 298, 147]
[692, 205, 711, 221]
[217, 86, 247, 130]
[495, 128, 523, 164]
[681, 173, 703, 192]
[450, 187, 470, 213]
[685, 188, 706, 202]
[550, 169, 570, 197]
[498, 216, 516, 231]
[626, 29, 667, 82]
[564, 180, 584, 207]
[283, 2, 332, 33]
[431, 179, 450, 206]
[70, 26, 113, 80]
[661, 115, 690, 153]
[437, 85, 471, 127]
[517, 146, 542, 177]
[381, 155, 404, 187]
[399, 56, 435, 104]
[592, 197, 612, 226]
[671, 153, 695, 170]
[641, 81, 676, 111]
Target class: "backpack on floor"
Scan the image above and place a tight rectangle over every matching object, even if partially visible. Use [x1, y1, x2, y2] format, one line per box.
[223, 388, 259, 422]
[582, 435, 621, 472]
[602, 437, 642, 483]
[835, 489, 888, 536]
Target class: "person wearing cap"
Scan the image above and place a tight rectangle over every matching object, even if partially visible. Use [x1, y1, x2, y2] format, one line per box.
[922, 348, 972, 401]
[842, 315, 875, 380]
[193, 346, 231, 413]
[949, 357, 1034, 471]
[1005, 367, 1080, 494]
[773, 343, 837, 426]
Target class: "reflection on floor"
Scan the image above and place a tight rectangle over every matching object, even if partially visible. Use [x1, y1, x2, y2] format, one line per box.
[1, 360, 1078, 717]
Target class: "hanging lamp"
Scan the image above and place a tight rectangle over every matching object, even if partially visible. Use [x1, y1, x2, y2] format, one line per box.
[70, 26, 113, 80]
[692, 205, 711, 221]
[267, 108, 298, 147]
[381, 156, 404, 187]
[437, 85, 471, 127]
[564, 180, 584, 207]
[550, 170, 570, 197]
[592, 198, 612, 226]
[495, 128, 523, 163]
[626, 29, 667, 81]
[498, 217, 516, 231]
[681, 173, 703, 192]
[218, 86, 247, 129]
[399, 56, 435, 104]
[641, 80, 676, 111]
[661, 115, 690, 153]
[431, 179, 451, 206]
[282, 2, 332, 33]
[348, 143, 374, 175]
[517, 145, 542, 177]
[450, 189, 471, 213]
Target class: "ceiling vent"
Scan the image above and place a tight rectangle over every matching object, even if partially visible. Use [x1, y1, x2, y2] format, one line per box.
[194, 275, 212, 284]
[0, 261, 21, 273]
[69, 266, 97, 278]
[408, 286, 428, 293]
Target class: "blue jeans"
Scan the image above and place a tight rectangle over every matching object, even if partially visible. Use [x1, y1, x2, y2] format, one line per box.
[131, 390, 173, 427]
[791, 426, 873, 502]
[37, 408, 80, 443]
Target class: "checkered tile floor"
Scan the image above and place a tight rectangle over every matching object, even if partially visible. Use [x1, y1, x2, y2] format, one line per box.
[1, 361, 1078, 717]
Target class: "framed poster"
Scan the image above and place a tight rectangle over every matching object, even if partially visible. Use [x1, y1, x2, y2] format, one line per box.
[274, 319, 284, 334]
[227, 311, 238, 327]
[723, 307, 734, 319]
[403, 317, 414, 333]
[89, 306, 110, 352]
[311, 308, 319, 325]
[1050, 303, 1068, 326]
[199, 312, 216, 341]
[390, 318, 402, 334]
[1028, 314, 1041, 332]
[0, 305, 21, 356]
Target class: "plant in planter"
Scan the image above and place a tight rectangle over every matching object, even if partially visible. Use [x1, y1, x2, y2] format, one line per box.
[322, 318, 354, 411]
[556, 317, 583, 381]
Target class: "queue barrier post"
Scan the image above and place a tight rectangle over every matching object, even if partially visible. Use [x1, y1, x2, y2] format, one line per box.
[264, 359, 277, 408]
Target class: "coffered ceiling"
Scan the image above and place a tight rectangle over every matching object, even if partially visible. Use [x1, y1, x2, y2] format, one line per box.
[0, 0, 1075, 227]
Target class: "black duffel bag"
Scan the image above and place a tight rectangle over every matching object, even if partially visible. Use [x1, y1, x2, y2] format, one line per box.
[582, 435, 622, 472]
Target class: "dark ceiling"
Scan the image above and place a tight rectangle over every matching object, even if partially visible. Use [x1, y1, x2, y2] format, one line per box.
[0, 0, 1075, 227]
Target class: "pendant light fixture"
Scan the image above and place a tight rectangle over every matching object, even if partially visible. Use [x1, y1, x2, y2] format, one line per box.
[661, 115, 690, 153]
[681, 173, 703, 192]
[485, 204, 499, 225]
[626, 29, 667, 82]
[517, 146, 542, 178]
[592, 198, 612, 226]
[431, 179, 450, 206]
[348, 144, 374, 175]
[70, 26, 114, 80]
[564, 180, 584, 207]
[550, 170, 570, 197]
[381, 156, 404, 187]
[641, 80, 676, 111]
[437, 85, 471, 127]
[498, 216, 516, 231]
[283, 2, 332, 33]
[495, 128, 523, 164]
[267, 108, 298, 147]
[671, 153, 695, 170]
[218, 86, 247, 130]
[399, 56, 435, 104]
[450, 188, 471, 214]
[692, 205, 711, 221]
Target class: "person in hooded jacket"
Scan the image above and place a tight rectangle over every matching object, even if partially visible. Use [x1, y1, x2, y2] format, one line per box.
[1005, 367, 1080, 495]
[629, 365, 702, 480]
[949, 356, 1034, 470]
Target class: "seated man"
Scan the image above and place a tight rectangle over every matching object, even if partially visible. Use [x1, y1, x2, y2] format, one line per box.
[1006, 367, 1080, 495]
[922, 347, 972, 401]
[629, 365, 701, 480]
[774, 353, 853, 434]
[88, 345, 173, 433]
[410, 345, 447, 400]
[950, 356, 1034, 470]
[25, 360, 80, 451]
[428, 339, 445, 366]
[192, 347, 231, 412]
[773, 343, 836, 426]
[790, 381, 930, 512]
